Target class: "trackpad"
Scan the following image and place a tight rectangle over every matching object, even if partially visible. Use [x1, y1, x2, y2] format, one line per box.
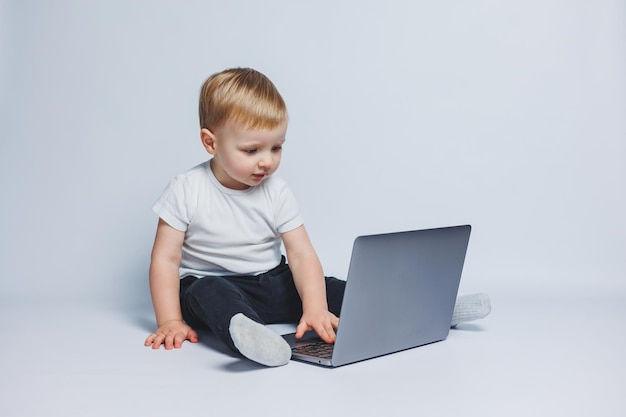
[281, 330, 322, 348]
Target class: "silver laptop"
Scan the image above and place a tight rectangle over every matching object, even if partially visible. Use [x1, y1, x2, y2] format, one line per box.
[282, 225, 472, 367]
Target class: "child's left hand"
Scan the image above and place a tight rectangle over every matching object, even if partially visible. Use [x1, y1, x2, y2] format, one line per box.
[295, 310, 339, 343]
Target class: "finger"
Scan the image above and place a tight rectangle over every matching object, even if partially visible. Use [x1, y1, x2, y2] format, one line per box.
[145, 333, 156, 346]
[188, 329, 199, 343]
[151, 333, 165, 349]
[321, 322, 336, 343]
[173, 333, 185, 349]
[312, 323, 331, 343]
[320, 316, 338, 343]
[295, 321, 310, 339]
[164, 333, 175, 350]
[327, 327, 337, 343]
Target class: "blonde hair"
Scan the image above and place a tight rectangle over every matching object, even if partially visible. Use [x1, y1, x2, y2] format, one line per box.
[199, 68, 288, 131]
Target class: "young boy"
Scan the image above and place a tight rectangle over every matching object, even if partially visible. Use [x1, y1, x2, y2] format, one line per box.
[144, 67, 490, 367]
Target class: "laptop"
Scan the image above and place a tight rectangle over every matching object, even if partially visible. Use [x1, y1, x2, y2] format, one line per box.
[282, 225, 472, 367]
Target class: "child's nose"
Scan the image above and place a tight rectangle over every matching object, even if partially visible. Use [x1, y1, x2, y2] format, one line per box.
[258, 153, 272, 169]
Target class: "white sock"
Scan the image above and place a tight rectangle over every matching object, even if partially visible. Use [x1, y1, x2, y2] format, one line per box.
[450, 293, 491, 327]
[229, 313, 292, 367]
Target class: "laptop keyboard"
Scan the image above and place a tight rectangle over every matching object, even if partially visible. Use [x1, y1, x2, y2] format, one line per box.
[292, 341, 334, 359]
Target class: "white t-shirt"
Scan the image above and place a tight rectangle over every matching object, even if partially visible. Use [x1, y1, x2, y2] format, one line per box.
[153, 160, 303, 278]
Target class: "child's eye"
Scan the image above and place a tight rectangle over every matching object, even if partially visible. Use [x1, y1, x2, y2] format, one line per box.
[272, 145, 283, 152]
[243, 149, 258, 154]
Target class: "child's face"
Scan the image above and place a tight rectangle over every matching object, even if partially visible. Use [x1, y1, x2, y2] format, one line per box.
[202, 120, 287, 190]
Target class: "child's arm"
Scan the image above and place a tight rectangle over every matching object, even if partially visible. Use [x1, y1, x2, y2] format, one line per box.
[282, 225, 339, 343]
[144, 219, 199, 349]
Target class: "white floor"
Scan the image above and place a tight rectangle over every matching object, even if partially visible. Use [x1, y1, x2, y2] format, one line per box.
[2, 293, 625, 417]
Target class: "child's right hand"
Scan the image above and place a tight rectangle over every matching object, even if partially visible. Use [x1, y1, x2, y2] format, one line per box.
[144, 320, 199, 350]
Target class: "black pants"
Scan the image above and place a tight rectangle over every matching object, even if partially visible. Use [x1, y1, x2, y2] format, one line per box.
[179, 258, 346, 353]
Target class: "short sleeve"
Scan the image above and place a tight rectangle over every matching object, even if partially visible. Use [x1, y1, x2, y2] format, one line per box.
[274, 180, 304, 234]
[152, 175, 195, 232]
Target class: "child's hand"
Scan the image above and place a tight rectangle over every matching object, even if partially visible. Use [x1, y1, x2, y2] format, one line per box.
[145, 320, 199, 350]
[295, 310, 339, 344]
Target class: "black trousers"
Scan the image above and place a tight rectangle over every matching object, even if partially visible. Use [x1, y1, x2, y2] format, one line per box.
[179, 258, 346, 353]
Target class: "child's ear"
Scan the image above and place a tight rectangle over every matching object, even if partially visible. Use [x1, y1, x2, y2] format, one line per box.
[200, 128, 217, 155]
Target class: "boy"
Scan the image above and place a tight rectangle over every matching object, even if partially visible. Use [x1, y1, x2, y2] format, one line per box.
[144, 68, 490, 367]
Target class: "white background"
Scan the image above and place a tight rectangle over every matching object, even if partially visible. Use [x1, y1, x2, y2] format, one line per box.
[2, 0, 624, 306]
[1, 1, 625, 416]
